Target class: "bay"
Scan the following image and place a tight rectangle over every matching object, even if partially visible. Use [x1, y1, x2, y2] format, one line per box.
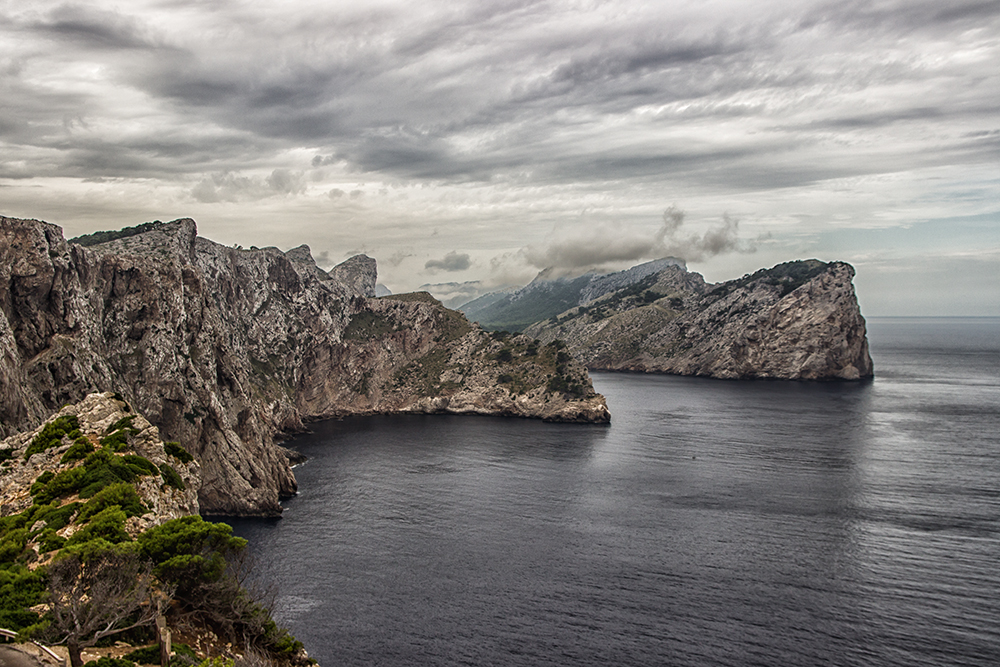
[229, 317, 1000, 666]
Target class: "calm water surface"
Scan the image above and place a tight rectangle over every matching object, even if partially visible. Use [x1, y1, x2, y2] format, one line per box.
[229, 317, 1000, 666]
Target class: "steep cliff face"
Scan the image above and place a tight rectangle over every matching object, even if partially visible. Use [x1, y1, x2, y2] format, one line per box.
[0, 217, 609, 516]
[524, 260, 874, 380]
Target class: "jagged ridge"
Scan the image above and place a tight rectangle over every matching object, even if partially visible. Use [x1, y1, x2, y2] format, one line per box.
[523, 259, 874, 380]
[0, 217, 609, 516]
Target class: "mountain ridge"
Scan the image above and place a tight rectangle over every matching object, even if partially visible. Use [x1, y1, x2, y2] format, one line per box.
[0, 216, 609, 516]
[458, 258, 687, 331]
[521, 258, 873, 380]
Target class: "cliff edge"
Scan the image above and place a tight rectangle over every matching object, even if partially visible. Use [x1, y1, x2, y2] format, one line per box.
[524, 259, 873, 381]
[0, 217, 609, 516]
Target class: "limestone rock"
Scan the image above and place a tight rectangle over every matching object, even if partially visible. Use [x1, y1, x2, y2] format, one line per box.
[524, 259, 874, 380]
[0, 392, 200, 526]
[0, 216, 608, 516]
[328, 254, 377, 298]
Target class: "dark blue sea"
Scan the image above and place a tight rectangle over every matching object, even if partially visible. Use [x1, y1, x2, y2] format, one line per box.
[229, 317, 1000, 666]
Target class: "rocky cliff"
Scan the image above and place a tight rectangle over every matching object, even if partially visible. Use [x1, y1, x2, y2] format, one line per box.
[0, 392, 201, 549]
[524, 259, 874, 381]
[0, 216, 609, 516]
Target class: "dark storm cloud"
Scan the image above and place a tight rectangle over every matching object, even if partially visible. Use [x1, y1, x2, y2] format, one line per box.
[425, 251, 472, 273]
[804, 0, 1000, 35]
[1, 0, 998, 244]
[28, 3, 158, 50]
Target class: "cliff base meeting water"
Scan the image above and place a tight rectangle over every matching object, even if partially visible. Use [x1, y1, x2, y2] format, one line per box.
[229, 317, 1000, 666]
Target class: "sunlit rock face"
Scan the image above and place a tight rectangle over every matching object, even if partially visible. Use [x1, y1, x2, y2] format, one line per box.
[0, 217, 608, 515]
[524, 260, 874, 381]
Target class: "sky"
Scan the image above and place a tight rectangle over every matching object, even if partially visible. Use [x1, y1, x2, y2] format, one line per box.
[1, 0, 998, 316]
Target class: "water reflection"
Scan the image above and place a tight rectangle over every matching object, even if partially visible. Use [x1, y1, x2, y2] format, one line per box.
[228, 320, 1000, 667]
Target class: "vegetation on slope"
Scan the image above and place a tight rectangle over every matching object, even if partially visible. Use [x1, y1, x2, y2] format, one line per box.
[70, 222, 166, 247]
[0, 408, 305, 667]
[706, 259, 829, 299]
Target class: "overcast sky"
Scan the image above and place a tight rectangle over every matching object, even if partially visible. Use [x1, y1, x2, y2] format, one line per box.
[2, 0, 998, 315]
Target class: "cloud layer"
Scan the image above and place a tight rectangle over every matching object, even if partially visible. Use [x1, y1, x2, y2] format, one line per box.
[1, 0, 998, 313]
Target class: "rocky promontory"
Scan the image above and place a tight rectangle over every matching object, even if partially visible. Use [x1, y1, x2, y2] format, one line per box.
[0, 216, 609, 516]
[523, 259, 873, 381]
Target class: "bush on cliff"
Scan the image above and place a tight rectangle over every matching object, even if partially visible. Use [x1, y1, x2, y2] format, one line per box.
[24, 415, 81, 459]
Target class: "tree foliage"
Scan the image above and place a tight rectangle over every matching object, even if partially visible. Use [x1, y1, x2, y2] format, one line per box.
[43, 548, 163, 667]
[138, 517, 246, 593]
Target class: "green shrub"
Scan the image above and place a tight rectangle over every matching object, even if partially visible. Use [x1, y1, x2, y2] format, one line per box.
[78, 484, 147, 521]
[122, 646, 159, 665]
[31, 468, 85, 504]
[107, 416, 137, 434]
[28, 501, 81, 534]
[163, 442, 194, 464]
[82, 657, 136, 667]
[0, 562, 46, 631]
[159, 464, 185, 491]
[172, 644, 197, 664]
[24, 415, 80, 459]
[0, 528, 29, 563]
[72, 450, 158, 499]
[70, 221, 162, 247]
[546, 373, 585, 398]
[122, 455, 159, 477]
[124, 642, 196, 667]
[38, 530, 67, 553]
[99, 416, 140, 452]
[67, 507, 130, 546]
[61, 437, 96, 463]
[100, 431, 130, 452]
[30, 471, 56, 496]
[137, 516, 246, 588]
[196, 658, 232, 667]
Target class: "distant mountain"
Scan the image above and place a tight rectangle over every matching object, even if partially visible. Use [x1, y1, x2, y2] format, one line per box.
[416, 280, 514, 309]
[458, 258, 686, 332]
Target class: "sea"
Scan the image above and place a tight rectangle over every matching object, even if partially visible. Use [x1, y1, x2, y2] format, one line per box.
[227, 317, 1000, 667]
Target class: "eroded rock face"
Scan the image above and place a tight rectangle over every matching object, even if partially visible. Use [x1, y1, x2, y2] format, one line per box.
[0, 217, 608, 515]
[525, 260, 874, 380]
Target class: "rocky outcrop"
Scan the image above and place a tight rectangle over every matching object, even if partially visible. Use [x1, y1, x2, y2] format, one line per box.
[0, 216, 608, 516]
[327, 253, 377, 298]
[0, 392, 200, 536]
[577, 257, 686, 304]
[524, 259, 873, 380]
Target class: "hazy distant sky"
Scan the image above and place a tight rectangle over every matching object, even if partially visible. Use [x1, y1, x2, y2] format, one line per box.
[2, 0, 998, 315]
